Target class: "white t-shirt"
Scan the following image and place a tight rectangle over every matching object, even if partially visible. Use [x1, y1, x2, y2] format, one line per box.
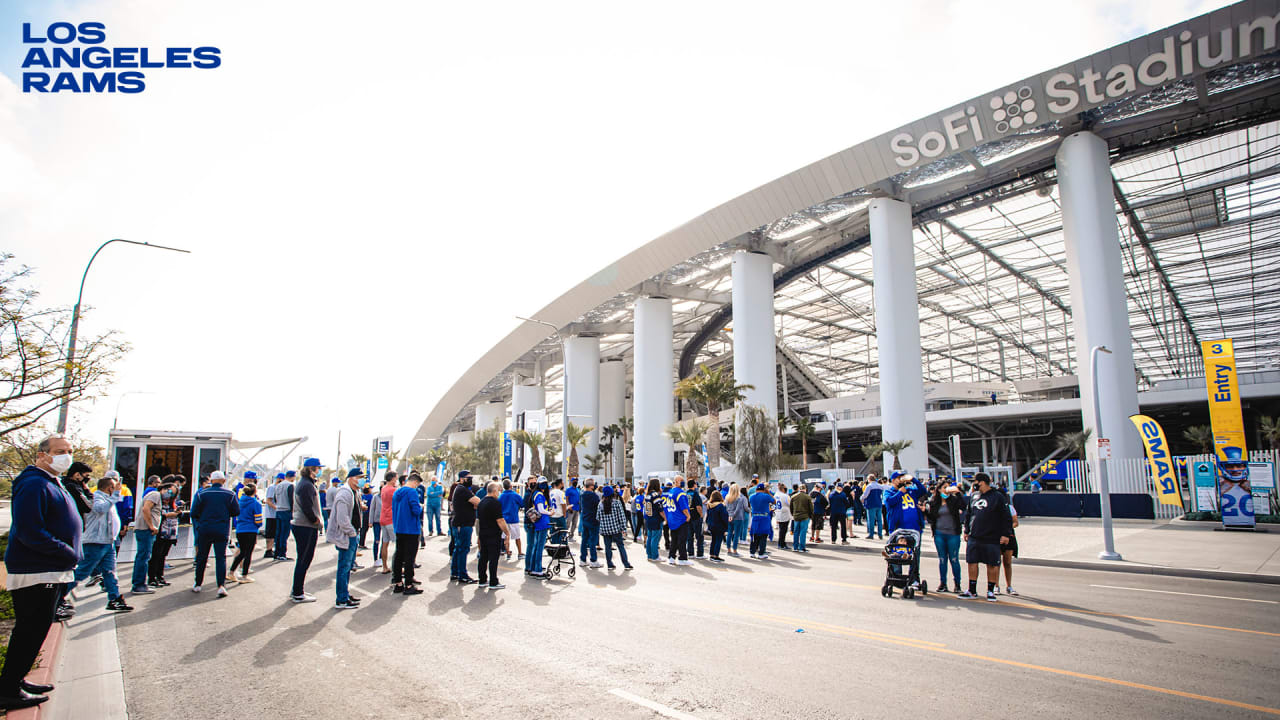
[550, 488, 566, 518]
[773, 491, 792, 522]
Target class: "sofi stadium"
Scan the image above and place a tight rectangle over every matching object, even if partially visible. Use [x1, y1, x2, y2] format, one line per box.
[412, 0, 1280, 519]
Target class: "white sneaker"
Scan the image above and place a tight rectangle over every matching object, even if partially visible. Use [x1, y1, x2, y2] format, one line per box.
[216, 586, 228, 598]
[236, 575, 255, 584]
[667, 558, 676, 565]
[695, 554, 706, 559]
[1006, 587, 1019, 596]
[590, 562, 603, 568]
[758, 553, 770, 560]
[290, 593, 316, 604]
[677, 560, 693, 566]
[191, 585, 201, 593]
[986, 591, 999, 603]
[749, 553, 758, 559]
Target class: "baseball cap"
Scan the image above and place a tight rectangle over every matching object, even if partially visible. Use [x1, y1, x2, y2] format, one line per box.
[347, 468, 365, 479]
[458, 470, 472, 479]
[302, 457, 322, 468]
[275, 472, 286, 480]
[244, 471, 258, 480]
[209, 471, 226, 481]
[285, 470, 296, 478]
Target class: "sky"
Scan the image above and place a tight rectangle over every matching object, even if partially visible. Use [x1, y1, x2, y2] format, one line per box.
[0, 0, 1231, 470]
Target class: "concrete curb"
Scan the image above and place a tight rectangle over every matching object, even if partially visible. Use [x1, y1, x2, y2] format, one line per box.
[8, 619, 65, 720]
[830, 541, 1280, 585]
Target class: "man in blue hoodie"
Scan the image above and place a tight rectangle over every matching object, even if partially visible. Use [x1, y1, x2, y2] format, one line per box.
[885, 472, 928, 586]
[0, 436, 81, 710]
[498, 479, 524, 560]
[861, 473, 888, 540]
[663, 480, 691, 566]
[190, 470, 239, 597]
[392, 473, 425, 595]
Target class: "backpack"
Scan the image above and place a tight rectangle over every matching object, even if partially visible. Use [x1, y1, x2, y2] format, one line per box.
[525, 493, 543, 525]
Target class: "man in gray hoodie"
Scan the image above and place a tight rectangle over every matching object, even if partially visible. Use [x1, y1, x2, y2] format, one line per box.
[290, 458, 324, 603]
[69, 476, 132, 613]
[326, 468, 362, 610]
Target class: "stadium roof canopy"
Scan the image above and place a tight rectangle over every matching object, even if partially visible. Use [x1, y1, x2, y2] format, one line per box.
[415, 0, 1280, 446]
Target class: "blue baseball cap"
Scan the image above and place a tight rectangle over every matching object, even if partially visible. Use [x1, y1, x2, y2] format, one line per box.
[602, 486, 615, 497]
[244, 471, 258, 480]
[890, 471, 904, 480]
[303, 458, 322, 468]
[275, 472, 285, 480]
[347, 468, 365, 479]
[285, 470, 296, 478]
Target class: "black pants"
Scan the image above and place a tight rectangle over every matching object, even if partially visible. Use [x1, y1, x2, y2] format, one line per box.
[393, 533, 420, 586]
[229, 532, 257, 574]
[291, 526, 318, 597]
[750, 533, 769, 556]
[149, 536, 174, 582]
[668, 523, 689, 561]
[831, 515, 847, 542]
[477, 535, 501, 585]
[777, 520, 790, 548]
[0, 583, 59, 694]
[663, 525, 671, 551]
[359, 518, 370, 548]
[685, 517, 704, 556]
[194, 532, 229, 588]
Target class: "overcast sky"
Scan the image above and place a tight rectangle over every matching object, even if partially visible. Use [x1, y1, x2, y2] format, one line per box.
[0, 0, 1229, 469]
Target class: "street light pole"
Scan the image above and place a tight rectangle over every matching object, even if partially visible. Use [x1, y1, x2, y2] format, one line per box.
[111, 390, 155, 430]
[517, 316, 568, 480]
[1091, 344, 1122, 561]
[57, 239, 191, 434]
[824, 411, 840, 472]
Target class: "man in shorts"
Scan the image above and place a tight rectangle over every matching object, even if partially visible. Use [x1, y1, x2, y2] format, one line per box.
[958, 473, 1013, 602]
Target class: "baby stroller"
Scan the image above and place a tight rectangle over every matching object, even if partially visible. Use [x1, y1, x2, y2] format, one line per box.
[881, 529, 927, 599]
[544, 526, 577, 580]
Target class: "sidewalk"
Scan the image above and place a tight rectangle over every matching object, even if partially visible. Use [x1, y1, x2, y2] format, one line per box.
[39, 587, 128, 720]
[832, 516, 1280, 583]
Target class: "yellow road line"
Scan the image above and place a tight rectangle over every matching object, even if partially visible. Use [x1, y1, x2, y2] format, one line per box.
[784, 576, 1280, 638]
[720, 606, 1280, 717]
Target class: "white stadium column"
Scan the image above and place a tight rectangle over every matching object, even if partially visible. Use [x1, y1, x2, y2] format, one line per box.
[511, 381, 546, 478]
[563, 335, 601, 475]
[731, 250, 778, 425]
[869, 197, 929, 472]
[634, 297, 675, 480]
[599, 358, 626, 479]
[474, 400, 506, 435]
[1057, 130, 1142, 461]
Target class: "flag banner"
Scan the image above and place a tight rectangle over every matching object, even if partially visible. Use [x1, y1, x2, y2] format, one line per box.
[1200, 339, 1253, 528]
[1128, 414, 1182, 507]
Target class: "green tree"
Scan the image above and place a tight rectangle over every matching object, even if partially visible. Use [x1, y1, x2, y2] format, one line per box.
[861, 439, 913, 471]
[1182, 425, 1214, 455]
[564, 421, 594, 479]
[793, 416, 816, 469]
[472, 426, 502, 475]
[1, 255, 130, 436]
[666, 419, 710, 481]
[583, 453, 604, 474]
[734, 404, 778, 483]
[777, 412, 791, 456]
[0, 428, 105, 481]
[509, 429, 546, 477]
[675, 366, 753, 472]
[1260, 416, 1280, 451]
[818, 446, 836, 465]
[1055, 428, 1093, 462]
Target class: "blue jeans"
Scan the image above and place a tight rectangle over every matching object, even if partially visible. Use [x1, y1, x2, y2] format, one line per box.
[426, 504, 442, 535]
[335, 543, 356, 603]
[710, 531, 724, 558]
[551, 516, 567, 539]
[792, 519, 810, 551]
[579, 524, 599, 563]
[738, 517, 749, 542]
[72, 543, 120, 599]
[866, 506, 884, 538]
[603, 534, 629, 568]
[372, 523, 383, 557]
[727, 518, 743, 551]
[525, 526, 548, 573]
[934, 532, 961, 587]
[451, 525, 473, 578]
[645, 528, 662, 559]
[275, 515, 291, 557]
[131, 528, 155, 591]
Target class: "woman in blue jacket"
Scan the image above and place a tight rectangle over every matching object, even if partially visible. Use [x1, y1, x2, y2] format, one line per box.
[748, 483, 774, 559]
[425, 478, 444, 537]
[229, 485, 263, 583]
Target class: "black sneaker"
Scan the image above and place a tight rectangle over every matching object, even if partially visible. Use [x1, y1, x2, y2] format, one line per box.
[458, 577, 478, 585]
[0, 689, 48, 710]
[105, 597, 134, 613]
[401, 586, 424, 596]
[958, 589, 977, 599]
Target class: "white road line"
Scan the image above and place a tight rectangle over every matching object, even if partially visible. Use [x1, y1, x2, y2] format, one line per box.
[609, 689, 702, 720]
[1089, 584, 1278, 604]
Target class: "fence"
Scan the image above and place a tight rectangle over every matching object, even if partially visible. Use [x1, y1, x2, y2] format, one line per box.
[1062, 449, 1280, 520]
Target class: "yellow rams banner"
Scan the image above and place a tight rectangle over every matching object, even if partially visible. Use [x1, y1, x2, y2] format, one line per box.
[1200, 339, 1248, 462]
[1127, 414, 1182, 507]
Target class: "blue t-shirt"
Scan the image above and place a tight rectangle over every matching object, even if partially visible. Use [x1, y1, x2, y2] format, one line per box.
[565, 485, 581, 512]
[533, 493, 551, 530]
[663, 489, 690, 530]
[499, 490, 523, 524]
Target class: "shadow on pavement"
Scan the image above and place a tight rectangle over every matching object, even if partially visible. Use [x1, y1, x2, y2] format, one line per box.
[912, 592, 1171, 644]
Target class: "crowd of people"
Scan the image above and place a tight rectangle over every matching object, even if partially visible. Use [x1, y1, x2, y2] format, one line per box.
[0, 434, 1022, 710]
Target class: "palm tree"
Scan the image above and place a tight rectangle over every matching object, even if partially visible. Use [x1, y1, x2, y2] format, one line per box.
[1055, 428, 1092, 461]
[675, 366, 754, 472]
[734, 404, 779, 482]
[793, 416, 816, 469]
[583, 453, 604, 474]
[777, 412, 792, 456]
[564, 422, 594, 478]
[407, 454, 430, 472]
[509, 429, 545, 476]
[818, 446, 836, 465]
[666, 419, 710, 481]
[861, 440, 913, 471]
[349, 453, 369, 468]
[1183, 425, 1214, 455]
[543, 435, 561, 480]
[1260, 416, 1280, 451]
[601, 423, 623, 477]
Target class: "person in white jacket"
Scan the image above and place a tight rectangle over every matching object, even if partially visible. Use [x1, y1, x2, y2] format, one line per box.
[326, 469, 363, 610]
[773, 483, 793, 551]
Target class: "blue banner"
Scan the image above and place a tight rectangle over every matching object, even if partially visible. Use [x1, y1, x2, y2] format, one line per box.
[503, 433, 512, 478]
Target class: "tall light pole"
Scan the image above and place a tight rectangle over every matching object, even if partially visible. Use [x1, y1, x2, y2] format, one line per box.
[824, 411, 840, 472]
[1090, 344, 1122, 561]
[111, 390, 155, 430]
[57, 239, 191, 434]
[517, 316, 568, 480]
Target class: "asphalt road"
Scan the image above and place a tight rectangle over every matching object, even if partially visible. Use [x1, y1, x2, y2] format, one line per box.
[113, 533, 1280, 719]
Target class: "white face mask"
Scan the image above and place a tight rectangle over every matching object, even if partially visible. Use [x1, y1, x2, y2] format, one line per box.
[49, 452, 73, 475]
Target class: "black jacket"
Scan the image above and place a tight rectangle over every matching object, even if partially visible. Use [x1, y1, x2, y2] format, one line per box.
[926, 492, 965, 534]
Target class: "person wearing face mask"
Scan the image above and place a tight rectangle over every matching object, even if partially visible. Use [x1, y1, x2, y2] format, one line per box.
[148, 479, 181, 587]
[68, 475, 132, 614]
[0, 435, 82, 710]
[131, 475, 164, 595]
[289, 458, 325, 603]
